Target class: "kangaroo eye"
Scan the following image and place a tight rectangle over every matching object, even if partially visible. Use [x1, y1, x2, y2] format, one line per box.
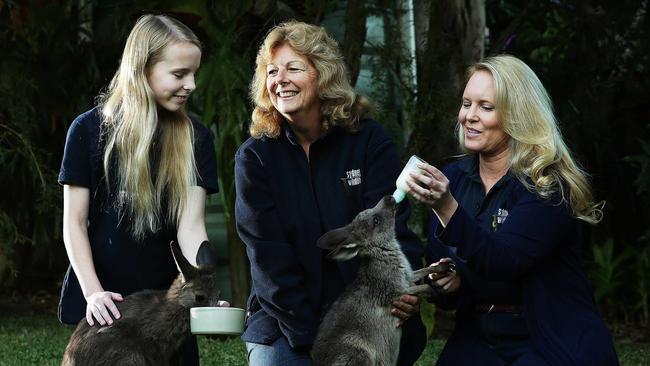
[373, 216, 380, 226]
[195, 294, 206, 303]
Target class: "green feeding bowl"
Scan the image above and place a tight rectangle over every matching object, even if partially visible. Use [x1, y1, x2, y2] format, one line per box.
[190, 307, 245, 335]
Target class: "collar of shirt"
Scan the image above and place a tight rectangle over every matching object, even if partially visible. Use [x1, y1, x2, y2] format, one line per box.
[282, 119, 342, 147]
[458, 153, 515, 190]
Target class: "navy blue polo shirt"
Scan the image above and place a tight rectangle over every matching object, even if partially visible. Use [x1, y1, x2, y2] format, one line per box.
[235, 119, 424, 348]
[57, 107, 218, 324]
[427, 155, 521, 304]
[427, 155, 619, 366]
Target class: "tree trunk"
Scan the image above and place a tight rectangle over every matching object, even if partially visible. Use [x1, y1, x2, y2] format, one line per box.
[342, 0, 368, 87]
[219, 133, 250, 309]
[407, 0, 485, 166]
[226, 218, 250, 308]
[488, 0, 535, 55]
[408, 0, 486, 339]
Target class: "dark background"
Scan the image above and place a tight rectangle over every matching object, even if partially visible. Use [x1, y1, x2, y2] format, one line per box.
[0, 0, 648, 338]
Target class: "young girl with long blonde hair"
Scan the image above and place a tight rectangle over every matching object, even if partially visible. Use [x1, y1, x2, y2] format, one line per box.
[58, 14, 225, 365]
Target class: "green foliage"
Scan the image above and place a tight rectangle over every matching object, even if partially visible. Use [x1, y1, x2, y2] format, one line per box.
[192, 3, 252, 221]
[414, 339, 446, 366]
[0, 0, 259, 295]
[1, 313, 648, 365]
[182, 2, 259, 306]
[198, 337, 247, 365]
[0, 314, 75, 366]
[0, 1, 99, 286]
[635, 247, 650, 327]
[590, 239, 634, 305]
[360, 4, 412, 150]
[625, 138, 650, 195]
[617, 342, 650, 366]
[0, 0, 648, 334]
[0, 313, 251, 366]
[589, 238, 650, 328]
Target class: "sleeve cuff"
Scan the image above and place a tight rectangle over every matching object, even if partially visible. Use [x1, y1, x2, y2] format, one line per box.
[434, 205, 467, 247]
[58, 169, 90, 187]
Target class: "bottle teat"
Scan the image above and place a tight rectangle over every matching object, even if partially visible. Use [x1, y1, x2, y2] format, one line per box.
[392, 189, 406, 203]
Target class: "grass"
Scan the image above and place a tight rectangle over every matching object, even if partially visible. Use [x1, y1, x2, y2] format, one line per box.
[0, 313, 648, 365]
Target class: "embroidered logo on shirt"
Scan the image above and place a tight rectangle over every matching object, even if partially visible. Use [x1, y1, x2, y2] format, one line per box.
[341, 169, 362, 191]
[491, 208, 509, 230]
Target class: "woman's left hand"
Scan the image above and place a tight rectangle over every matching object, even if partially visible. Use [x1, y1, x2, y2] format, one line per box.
[406, 162, 458, 226]
[391, 294, 420, 327]
[428, 258, 461, 294]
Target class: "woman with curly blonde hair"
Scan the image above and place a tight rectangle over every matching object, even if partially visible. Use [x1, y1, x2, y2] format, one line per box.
[235, 21, 426, 365]
[406, 55, 618, 366]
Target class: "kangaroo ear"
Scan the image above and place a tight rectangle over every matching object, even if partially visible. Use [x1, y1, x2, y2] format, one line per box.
[317, 227, 351, 250]
[317, 227, 360, 261]
[170, 241, 198, 282]
[329, 245, 360, 261]
[195, 240, 218, 269]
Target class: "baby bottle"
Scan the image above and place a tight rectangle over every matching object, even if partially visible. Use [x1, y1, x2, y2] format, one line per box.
[393, 155, 426, 203]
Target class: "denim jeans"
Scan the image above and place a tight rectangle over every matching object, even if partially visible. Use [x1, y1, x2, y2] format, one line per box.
[245, 315, 425, 365]
[246, 337, 312, 366]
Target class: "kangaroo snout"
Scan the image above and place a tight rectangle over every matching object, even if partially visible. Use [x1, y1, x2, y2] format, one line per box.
[383, 194, 396, 206]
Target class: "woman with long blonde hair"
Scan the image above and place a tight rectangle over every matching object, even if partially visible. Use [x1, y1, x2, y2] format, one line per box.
[235, 21, 426, 365]
[405, 55, 618, 365]
[58, 14, 226, 365]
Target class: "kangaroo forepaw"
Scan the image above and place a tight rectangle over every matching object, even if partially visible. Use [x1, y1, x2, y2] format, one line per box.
[411, 261, 454, 282]
[406, 284, 436, 297]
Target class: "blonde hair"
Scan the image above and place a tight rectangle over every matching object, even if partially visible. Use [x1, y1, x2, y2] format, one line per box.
[249, 21, 369, 139]
[100, 14, 201, 240]
[458, 55, 602, 224]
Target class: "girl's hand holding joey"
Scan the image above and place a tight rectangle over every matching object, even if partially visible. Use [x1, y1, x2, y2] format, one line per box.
[428, 258, 460, 294]
[406, 162, 459, 227]
[85, 290, 123, 326]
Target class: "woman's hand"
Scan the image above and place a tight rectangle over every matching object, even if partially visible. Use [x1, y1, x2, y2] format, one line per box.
[428, 258, 460, 294]
[391, 294, 420, 327]
[406, 163, 458, 227]
[85, 291, 123, 326]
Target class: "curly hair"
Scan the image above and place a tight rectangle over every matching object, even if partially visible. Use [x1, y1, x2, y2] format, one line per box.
[249, 21, 369, 139]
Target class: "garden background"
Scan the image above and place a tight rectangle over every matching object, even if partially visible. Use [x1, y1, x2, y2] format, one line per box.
[1, 0, 649, 364]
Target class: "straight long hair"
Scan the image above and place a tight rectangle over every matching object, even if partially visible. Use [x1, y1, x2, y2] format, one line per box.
[100, 14, 201, 240]
[459, 55, 602, 224]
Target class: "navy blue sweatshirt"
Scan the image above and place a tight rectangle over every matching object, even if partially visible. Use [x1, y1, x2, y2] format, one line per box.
[428, 156, 619, 366]
[235, 119, 425, 352]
